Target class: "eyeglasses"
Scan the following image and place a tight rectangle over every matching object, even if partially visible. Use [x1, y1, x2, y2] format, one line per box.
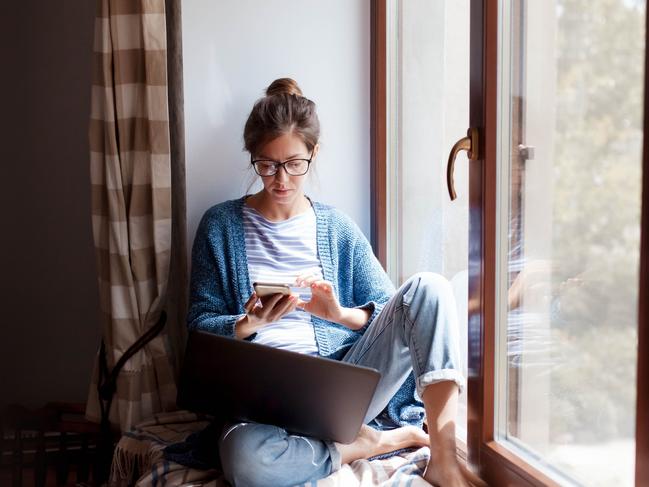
[251, 150, 313, 177]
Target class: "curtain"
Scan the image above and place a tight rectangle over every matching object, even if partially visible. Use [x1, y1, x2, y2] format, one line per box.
[86, 0, 180, 432]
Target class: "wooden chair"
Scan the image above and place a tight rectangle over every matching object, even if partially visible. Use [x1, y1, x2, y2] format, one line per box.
[1, 402, 105, 486]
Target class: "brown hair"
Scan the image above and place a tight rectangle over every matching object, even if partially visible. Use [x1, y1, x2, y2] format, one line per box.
[243, 78, 320, 157]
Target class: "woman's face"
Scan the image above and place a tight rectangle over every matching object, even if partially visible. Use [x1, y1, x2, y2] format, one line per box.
[254, 132, 317, 208]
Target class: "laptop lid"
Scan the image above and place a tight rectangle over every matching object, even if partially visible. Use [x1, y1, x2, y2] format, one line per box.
[177, 330, 380, 444]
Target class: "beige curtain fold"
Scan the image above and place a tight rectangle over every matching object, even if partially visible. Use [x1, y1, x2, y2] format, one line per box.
[86, 0, 179, 432]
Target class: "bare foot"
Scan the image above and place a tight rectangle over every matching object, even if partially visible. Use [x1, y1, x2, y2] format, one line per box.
[336, 425, 429, 464]
[423, 456, 488, 487]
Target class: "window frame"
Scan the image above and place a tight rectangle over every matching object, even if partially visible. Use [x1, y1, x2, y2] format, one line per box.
[370, 0, 649, 484]
[636, 2, 649, 480]
[370, 0, 388, 268]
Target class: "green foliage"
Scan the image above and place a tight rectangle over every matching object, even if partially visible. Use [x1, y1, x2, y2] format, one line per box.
[547, 0, 644, 443]
[550, 325, 637, 442]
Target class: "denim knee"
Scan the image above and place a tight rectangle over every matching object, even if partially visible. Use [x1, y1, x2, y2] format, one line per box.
[400, 272, 454, 312]
[219, 423, 285, 487]
[219, 422, 333, 487]
[399, 272, 465, 394]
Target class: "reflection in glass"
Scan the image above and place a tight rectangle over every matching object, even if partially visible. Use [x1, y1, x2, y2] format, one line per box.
[500, 1, 644, 485]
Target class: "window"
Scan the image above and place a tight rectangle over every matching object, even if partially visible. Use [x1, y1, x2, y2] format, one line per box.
[383, 0, 471, 442]
[495, 1, 643, 484]
[372, 0, 649, 484]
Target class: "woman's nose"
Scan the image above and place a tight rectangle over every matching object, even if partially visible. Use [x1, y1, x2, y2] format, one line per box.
[274, 166, 289, 182]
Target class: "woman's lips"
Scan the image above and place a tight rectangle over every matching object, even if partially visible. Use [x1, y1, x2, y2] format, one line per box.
[273, 188, 292, 196]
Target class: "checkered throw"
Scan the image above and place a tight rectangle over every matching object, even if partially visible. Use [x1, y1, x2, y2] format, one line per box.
[109, 411, 433, 487]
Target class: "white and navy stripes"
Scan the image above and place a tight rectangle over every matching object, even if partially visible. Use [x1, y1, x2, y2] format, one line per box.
[242, 205, 323, 355]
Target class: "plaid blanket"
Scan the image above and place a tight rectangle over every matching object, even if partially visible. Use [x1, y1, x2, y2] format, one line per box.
[109, 411, 433, 487]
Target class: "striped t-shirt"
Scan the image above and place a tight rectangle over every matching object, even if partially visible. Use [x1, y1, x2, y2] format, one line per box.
[242, 205, 323, 355]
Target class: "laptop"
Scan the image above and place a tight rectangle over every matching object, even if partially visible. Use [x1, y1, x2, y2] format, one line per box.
[177, 330, 381, 444]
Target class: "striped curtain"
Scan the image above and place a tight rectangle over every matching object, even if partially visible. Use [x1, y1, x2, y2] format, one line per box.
[86, 0, 177, 432]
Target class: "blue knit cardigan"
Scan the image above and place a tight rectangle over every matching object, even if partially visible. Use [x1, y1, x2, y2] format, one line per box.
[188, 196, 425, 428]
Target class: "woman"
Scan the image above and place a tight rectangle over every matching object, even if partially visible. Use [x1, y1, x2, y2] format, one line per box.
[188, 78, 484, 487]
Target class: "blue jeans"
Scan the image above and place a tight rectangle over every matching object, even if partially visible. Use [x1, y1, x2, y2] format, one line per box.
[219, 272, 464, 487]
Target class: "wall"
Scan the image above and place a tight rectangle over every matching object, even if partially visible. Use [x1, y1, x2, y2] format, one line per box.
[0, 0, 370, 409]
[0, 0, 100, 408]
[182, 0, 371, 249]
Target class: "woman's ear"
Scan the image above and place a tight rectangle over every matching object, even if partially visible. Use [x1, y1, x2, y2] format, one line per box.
[312, 143, 320, 160]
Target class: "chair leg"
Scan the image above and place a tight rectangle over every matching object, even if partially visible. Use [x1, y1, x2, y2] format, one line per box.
[12, 428, 22, 487]
[78, 433, 89, 483]
[35, 430, 47, 487]
[56, 431, 68, 486]
[94, 428, 115, 485]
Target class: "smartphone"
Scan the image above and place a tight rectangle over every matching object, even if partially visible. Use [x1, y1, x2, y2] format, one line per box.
[253, 282, 292, 298]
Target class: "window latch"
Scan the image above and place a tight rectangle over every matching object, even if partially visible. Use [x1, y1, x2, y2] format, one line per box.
[518, 144, 536, 161]
[447, 127, 480, 200]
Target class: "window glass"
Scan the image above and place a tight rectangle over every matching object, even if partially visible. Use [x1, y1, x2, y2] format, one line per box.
[496, 1, 645, 485]
[386, 0, 471, 440]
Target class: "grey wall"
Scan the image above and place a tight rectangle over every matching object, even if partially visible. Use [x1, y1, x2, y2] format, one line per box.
[0, 1, 100, 408]
[182, 0, 371, 252]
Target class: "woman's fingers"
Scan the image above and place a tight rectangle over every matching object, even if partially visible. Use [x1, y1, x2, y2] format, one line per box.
[303, 279, 332, 295]
[244, 292, 258, 313]
[252, 293, 298, 323]
[311, 280, 333, 292]
[266, 294, 298, 322]
[250, 293, 282, 320]
[259, 292, 284, 310]
[281, 294, 298, 312]
[294, 273, 323, 287]
[294, 277, 336, 309]
[294, 273, 309, 287]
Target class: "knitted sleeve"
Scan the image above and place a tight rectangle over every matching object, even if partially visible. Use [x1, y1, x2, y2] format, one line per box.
[186, 210, 243, 337]
[349, 220, 396, 331]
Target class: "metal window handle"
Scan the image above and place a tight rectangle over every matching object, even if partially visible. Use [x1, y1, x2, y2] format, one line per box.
[447, 127, 480, 200]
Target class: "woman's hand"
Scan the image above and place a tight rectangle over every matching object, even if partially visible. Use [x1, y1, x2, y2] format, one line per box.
[294, 274, 343, 322]
[294, 274, 370, 330]
[235, 292, 298, 339]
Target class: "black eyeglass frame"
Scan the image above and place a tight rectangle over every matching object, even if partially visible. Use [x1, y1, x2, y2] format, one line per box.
[250, 150, 314, 177]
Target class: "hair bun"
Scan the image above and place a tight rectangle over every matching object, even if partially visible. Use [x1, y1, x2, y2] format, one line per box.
[266, 78, 303, 97]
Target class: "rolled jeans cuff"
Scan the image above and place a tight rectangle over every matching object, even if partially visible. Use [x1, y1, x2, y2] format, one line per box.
[325, 440, 342, 472]
[416, 369, 466, 397]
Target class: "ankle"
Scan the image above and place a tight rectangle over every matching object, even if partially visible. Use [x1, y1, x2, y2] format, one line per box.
[429, 445, 458, 467]
[424, 455, 463, 485]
